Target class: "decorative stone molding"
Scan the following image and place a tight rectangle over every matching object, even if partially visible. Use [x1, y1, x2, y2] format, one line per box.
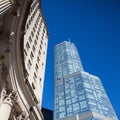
[3, 91, 18, 107]
[17, 111, 27, 120]
[9, 0, 14, 4]
[0, 87, 7, 101]
[0, 91, 18, 120]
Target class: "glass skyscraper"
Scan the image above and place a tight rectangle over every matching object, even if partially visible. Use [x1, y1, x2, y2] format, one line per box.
[54, 41, 118, 120]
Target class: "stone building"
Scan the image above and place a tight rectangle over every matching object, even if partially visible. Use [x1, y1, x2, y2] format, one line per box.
[0, 0, 48, 119]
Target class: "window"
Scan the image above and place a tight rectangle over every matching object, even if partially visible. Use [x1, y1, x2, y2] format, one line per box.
[37, 31, 40, 36]
[79, 95, 85, 101]
[78, 90, 84, 95]
[38, 50, 41, 55]
[35, 23, 37, 28]
[26, 24, 29, 29]
[73, 103, 80, 111]
[40, 45, 42, 49]
[84, 82, 91, 89]
[27, 60, 32, 69]
[32, 45, 36, 52]
[30, 52, 34, 60]
[41, 40, 43, 44]
[32, 82, 35, 89]
[35, 64, 39, 72]
[37, 56, 40, 63]
[40, 78, 42, 81]
[26, 42, 30, 50]
[33, 27, 35, 32]
[34, 40, 37, 46]
[87, 94, 95, 99]
[67, 105, 72, 113]
[42, 63, 44, 67]
[36, 35, 38, 40]
[59, 99, 64, 106]
[28, 60, 32, 66]
[43, 29, 45, 33]
[24, 49, 27, 56]
[31, 31, 34, 37]
[80, 101, 88, 110]
[29, 36, 32, 43]
[66, 99, 71, 105]
[34, 72, 37, 78]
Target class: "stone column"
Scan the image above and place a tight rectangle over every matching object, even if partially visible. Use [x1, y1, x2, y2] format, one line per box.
[0, 91, 17, 120]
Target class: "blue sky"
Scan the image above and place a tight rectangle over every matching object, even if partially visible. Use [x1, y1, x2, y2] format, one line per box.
[42, 0, 120, 119]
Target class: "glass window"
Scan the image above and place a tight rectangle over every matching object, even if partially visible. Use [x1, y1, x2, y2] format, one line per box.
[78, 90, 84, 95]
[32, 45, 36, 52]
[84, 82, 91, 89]
[59, 99, 64, 106]
[80, 101, 87, 110]
[67, 105, 72, 113]
[73, 103, 80, 111]
[66, 99, 71, 104]
[87, 94, 95, 99]
[79, 95, 85, 101]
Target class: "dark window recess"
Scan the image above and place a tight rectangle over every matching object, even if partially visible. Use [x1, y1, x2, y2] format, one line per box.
[32, 82, 35, 89]
[37, 31, 39, 36]
[37, 57, 40, 63]
[38, 50, 41, 55]
[35, 23, 37, 28]
[33, 27, 35, 32]
[28, 60, 32, 66]
[25, 80, 35, 98]
[40, 78, 42, 81]
[41, 40, 43, 44]
[34, 40, 37, 46]
[31, 31, 34, 37]
[26, 24, 29, 29]
[41, 36, 43, 40]
[29, 36, 32, 43]
[36, 35, 38, 40]
[35, 64, 39, 71]
[32, 45, 36, 52]
[40, 45, 42, 49]
[43, 29, 45, 33]
[34, 72, 37, 78]
[30, 52, 34, 60]
[24, 49, 27, 56]
[26, 42, 30, 50]
[25, 69, 29, 77]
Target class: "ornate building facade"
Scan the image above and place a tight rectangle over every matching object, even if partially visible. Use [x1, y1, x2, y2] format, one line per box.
[0, 0, 48, 119]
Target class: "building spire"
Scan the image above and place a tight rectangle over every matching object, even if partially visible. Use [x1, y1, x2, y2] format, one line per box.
[68, 38, 71, 43]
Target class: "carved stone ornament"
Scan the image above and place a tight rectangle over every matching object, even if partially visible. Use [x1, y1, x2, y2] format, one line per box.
[17, 111, 27, 120]
[3, 91, 18, 107]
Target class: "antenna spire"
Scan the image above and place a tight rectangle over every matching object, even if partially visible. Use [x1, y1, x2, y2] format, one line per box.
[68, 38, 71, 43]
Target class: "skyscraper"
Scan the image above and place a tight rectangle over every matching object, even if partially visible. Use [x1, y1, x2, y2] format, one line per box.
[54, 41, 118, 120]
[0, 0, 48, 119]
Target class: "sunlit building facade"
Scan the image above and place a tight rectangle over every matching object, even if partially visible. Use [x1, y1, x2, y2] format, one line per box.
[0, 0, 48, 120]
[54, 41, 118, 120]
